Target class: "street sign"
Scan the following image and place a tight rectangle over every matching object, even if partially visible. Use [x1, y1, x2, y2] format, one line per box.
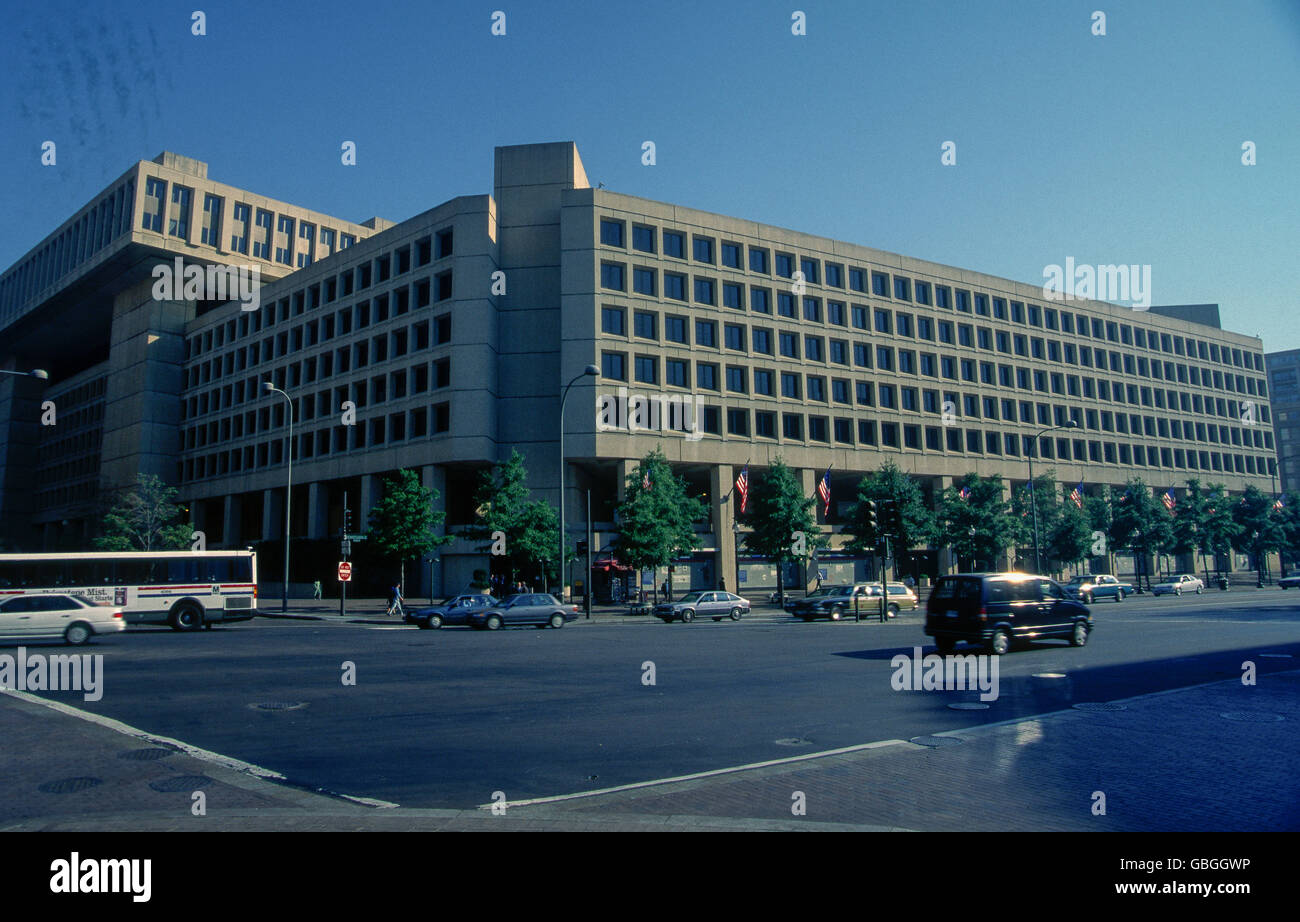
[338, 562, 352, 582]
[341, 540, 352, 556]
[344, 534, 367, 541]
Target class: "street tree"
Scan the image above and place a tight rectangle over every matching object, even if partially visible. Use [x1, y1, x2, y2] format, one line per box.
[613, 448, 707, 597]
[842, 460, 936, 579]
[1047, 501, 1094, 574]
[740, 458, 827, 604]
[1230, 485, 1284, 585]
[366, 468, 454, 595]
[1010, 470, 1062, 572]
[95, 474, 194, 551]
[460, 449, 561, 588]
[1109, 479, 1172, 591]
[935, 474, 1018, 572]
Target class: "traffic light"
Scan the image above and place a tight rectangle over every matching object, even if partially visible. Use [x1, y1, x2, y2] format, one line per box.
[343, 506, 353, 535]
[883, 500, 901, 536]
[866, 500, 878, 531]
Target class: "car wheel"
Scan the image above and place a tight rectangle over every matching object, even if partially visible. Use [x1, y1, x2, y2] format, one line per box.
[1115, 590, 1124, 602]
[988, 629, 1011, 656]
[681, 609, 695, 623]
[934, 636, 956, 654]
[64, 622, 92, 646]
[729, 607, 743, 621]
[485, 614, 502, 631]
[1175, 588, 1182, 597]
[428, 614, 443, 629]
[1070, 621, 1089, 647]
[170, 604, 203, 632]
[549, 613, 564, 629]
[1196, 586, 1202, 594]
[887, 603, 899, 618]
[829, 606, 843, 621]
[1084, 593, 1093, 605]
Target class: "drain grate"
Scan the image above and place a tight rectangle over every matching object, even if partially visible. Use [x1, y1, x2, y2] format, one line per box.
[39, 777, 102, 794]
[148, 775, 214, 793]
[118, 747, 174, 761]
[910, 735, 963, 748]
[249, 701, 306, 711]
[1072, 702, 1128, 711]
[773, 737, 814, 747]
[1219, 712, 1285, 722]
[947, 702, 990, 710]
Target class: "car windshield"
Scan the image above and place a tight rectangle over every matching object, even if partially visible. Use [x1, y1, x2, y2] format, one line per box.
[1066, 577, 1090, 585]
[497, 595, 525, 606]
[804, 588, 836, 599]
[824, 587, 852, 596]
[676, 592, 703, 603]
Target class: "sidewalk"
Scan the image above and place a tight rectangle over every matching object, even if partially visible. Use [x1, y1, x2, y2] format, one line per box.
[4, 667, 1295, 831]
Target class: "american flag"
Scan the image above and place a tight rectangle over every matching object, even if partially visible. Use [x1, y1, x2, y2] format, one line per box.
[1069, 481, 1084, 509]
[642, 469, 651, 490]
[735, 465, 749, 514]
[1162, 488, 1176, 512]
[817, 468, 832, 516]
[958, 486, 971, 502]
[1274, 497, 1285, 511]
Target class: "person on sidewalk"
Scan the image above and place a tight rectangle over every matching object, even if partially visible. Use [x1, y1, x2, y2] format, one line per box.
[387, 583, 404, 618]
[312, 580, 323, 600]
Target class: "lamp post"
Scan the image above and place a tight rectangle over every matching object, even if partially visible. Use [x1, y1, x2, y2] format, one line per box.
[264, 382, 294, 612]
[1027, 420, 1078, 575]
[0, 368, 48, 379]
[558, 365, 599, 600]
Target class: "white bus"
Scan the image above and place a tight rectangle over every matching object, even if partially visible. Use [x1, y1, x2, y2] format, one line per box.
[0, 551, 258, 631]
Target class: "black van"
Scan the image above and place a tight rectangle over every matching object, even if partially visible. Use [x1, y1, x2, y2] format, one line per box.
[925, 573, 1093, 655]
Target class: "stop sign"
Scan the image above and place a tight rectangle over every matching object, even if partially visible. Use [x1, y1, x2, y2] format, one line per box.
[338, 562, 352, 582]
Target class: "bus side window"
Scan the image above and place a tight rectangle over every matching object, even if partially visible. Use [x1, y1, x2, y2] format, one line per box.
[168, 557, 198, 583]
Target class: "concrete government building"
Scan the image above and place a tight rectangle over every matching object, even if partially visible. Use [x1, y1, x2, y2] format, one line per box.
[0, 142, 1279, 597]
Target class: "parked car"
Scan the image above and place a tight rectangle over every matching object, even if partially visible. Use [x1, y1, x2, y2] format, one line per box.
[1063, 574, 1133, 604]
[1279, 575, 1300, 589]
[654, 591, 750, 623]
[405, 593, 497, 629]
[789, 584, 872, 621]
[0, 593, 125, 645]
[464, 594, 578, 630]
[1151, 574, 1205, 596]
[925, 573, 1093, 655]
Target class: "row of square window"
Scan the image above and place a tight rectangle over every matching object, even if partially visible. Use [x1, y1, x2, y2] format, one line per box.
[597, 219, 1263, 371]
[598, 304, 1266, 396]
[598, 342, 1271, 420]
[186, 254, 454, 360]
[184, 362, 452, 443]
[186, 315, 452, 399]
[182, 404, 453, 481]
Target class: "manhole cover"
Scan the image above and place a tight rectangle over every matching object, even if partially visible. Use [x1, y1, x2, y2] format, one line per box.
[249, 701, 307, 711]
[39, 777, 103, 794]
[1219, 712, 1285, 722]
[774, 737, 814, 747]
[910, 736, 963, 747]
[148, 775, 214, 792]
[118, 748, 174, 761]
[1072, 702, 1128, 711]
[585, 774, 599, 781]
[947, 702, 990, 710]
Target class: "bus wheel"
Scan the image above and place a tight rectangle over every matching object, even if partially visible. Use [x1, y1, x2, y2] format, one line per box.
[171, 604, 204, 632]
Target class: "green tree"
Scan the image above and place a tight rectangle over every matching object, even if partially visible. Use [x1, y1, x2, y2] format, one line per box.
[842, 460, 936, 578]
[1199, 484, 1240, 578]
[613, 448, 707, 596]
[740, 458, 827, 603]
[1274, 491, 1300, 575]
[1109, 479, 1172, 591]
[1231, 485, 1284, 585]
[1084, 489, 1117, 574]
[366, 469, 454, 595]
[95, 474, 194, 551]
[936, 474, 1019, 572]
[1010, 471, 1062, 572]
[1047, 501, 1094, 574]
[460, 449, 561, 589]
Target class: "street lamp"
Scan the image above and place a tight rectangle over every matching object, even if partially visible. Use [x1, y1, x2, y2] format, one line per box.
[0, 368, 48, 379]
[264, 381, 294, 613]
[1027, 420, 1078, 575]
[558, 365, 600, 600]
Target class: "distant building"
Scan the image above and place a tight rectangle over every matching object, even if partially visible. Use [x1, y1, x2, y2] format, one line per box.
[1265, 349, 1300, 494]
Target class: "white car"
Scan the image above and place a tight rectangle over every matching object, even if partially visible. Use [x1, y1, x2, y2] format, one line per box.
[1150, 574, 1205, 597]
[0, 594, 126, 645]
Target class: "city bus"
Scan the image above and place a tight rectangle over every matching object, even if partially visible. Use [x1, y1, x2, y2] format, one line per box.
[0, 551, 258, 631]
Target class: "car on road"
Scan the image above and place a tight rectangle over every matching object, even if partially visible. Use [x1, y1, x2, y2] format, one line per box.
[464, 593, 578, 630]
[0, 593, 125, 645]
[1063, 574, 1133, 604]
[862, 582, 919, 616]
[1278, 575, 1300, 589]
[1151, 574, 1205, 596]
[654, 590, 750, 623]
[925, 572, 1093, 655]
[789, 584, 871, 621]
[405, 593, 497, 629]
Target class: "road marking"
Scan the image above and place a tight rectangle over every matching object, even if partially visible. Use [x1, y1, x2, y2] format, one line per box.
[480, 738, 910, 810]
[0, 687, 400, 809]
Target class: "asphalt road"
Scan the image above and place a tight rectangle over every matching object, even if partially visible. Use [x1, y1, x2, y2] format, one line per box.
[11, 593, 1300, 809]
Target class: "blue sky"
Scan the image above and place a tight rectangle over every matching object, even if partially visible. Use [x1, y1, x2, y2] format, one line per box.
[3, 0, 1297, 347]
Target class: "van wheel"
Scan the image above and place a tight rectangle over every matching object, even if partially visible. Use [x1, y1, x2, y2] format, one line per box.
[988, 629, 1010, 656]
[1070, 622, 1089, 647]
[64, 622, 92, 646]
[934, 636, 955, 654]
[171, 604, 203, 632]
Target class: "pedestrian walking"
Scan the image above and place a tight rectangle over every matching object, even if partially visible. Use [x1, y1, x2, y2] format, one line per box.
[312, 579, 322, 600]
[387, 583, 404, 618]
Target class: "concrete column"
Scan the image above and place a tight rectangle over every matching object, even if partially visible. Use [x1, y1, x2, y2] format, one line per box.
[422, 465, 447, 600]
[358, 474, 379, 521]
[798, 468, 817, 590]
[306, 482, 329, 539]
[261, 488, 282, 541]
[615, 459, 634, 502]
[222, 494, 241, 548]
[710, 464, 736, 592]
[933, 475, 956, 576]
